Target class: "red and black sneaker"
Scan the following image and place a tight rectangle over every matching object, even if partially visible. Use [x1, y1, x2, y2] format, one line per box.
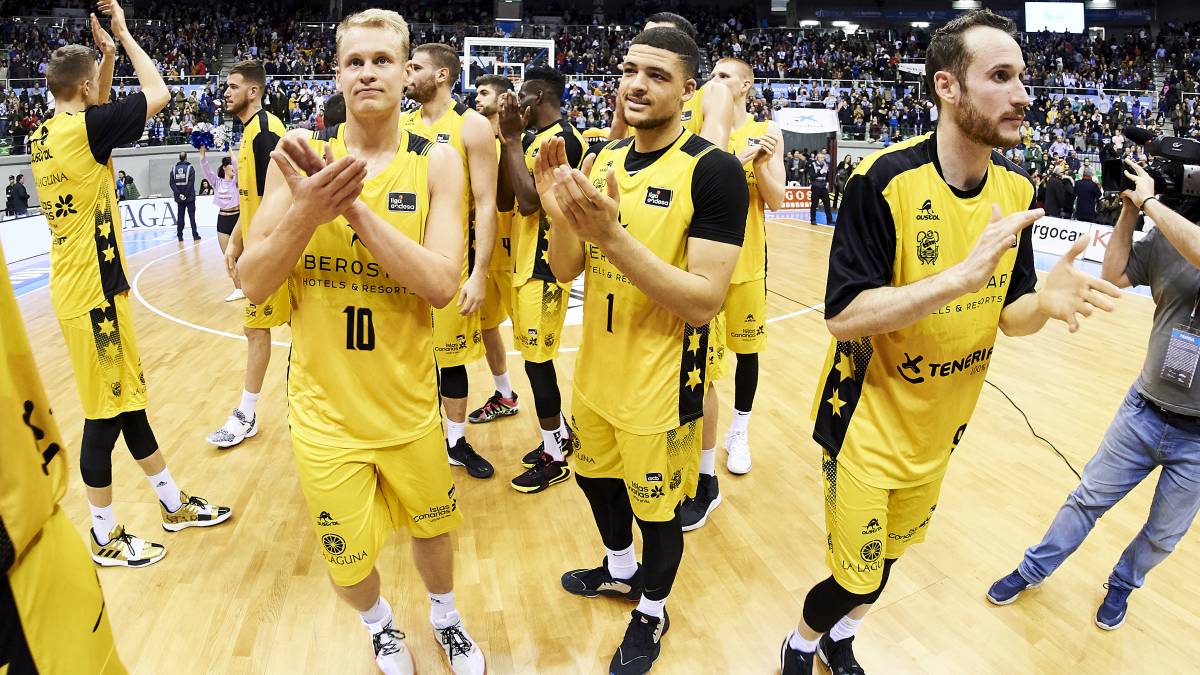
[510, 452, 571, 493]
[521, 421, 580, 467]
[467, 391, 519, 424]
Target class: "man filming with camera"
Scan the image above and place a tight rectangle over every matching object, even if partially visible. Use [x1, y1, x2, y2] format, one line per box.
[987, 155, 1200, 631]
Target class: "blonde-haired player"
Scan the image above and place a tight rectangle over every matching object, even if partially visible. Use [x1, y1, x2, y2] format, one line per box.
[238, 9, 484, 674]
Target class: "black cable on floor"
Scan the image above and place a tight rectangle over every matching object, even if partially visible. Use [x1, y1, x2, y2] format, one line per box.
[986, 379, 1082, 480]
[767, 288, 825, 315]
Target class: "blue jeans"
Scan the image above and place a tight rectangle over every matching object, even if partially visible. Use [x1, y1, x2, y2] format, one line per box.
[1018, 385, 1200, 591]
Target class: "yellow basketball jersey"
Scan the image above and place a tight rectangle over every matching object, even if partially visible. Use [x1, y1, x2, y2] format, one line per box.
[400, 101, 475, 274]
[728, 118, 768, 283]
[575, 131, 720, 434]
[681, 84, 705, 136]
[287, 127, 439, 448]
[237, 109, 287, 226]
[812, 133, 1037, 487]
[0, 241, 69, 563]
[29, 114, 129, 319]
[515, 120, 586, 285]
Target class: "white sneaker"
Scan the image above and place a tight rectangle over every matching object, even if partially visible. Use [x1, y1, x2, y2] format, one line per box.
[224, 288, 246, 302]
[433, 611, 486, 675]
[725, 430, 752, 474]
[205, 408, 257, 448]
[366, 620, 414, 675]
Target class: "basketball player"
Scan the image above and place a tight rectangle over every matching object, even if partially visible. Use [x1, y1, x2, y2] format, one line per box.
[237, 10, 484, 674]
[779, 11, 1122, 673]
[402, 42, 497, 479]
[540, 27, 748, 672]
[28, 0, 230, 568]
[495, 66, 587, 493]
[680, 57, 785, 530]
[2, 238, 125, 673]
[206, 59, 289, 450]
[469, 74, 523, 424]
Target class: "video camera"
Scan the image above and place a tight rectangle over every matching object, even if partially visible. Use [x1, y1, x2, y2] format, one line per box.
[1103, 127, 1200, 201]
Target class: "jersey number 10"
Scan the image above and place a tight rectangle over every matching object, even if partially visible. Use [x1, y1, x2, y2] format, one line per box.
[343, 306, 376, 351]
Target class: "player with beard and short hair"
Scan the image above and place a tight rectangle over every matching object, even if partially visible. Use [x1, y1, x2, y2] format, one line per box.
[401, 42, 498, 481]
[779, 10, 1122, 674]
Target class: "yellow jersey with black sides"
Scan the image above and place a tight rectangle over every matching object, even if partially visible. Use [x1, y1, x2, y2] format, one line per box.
[515, 119, 585, 285]
[287, 126, 439, 448]
[576, 130, 748, 434]
[0, 241, 68, 568]
[728, 118, 768, 283]
[681, 84, 705, 136]
[400, 100, 476, 272]
[237, 108, 286, 224]
[29, 93, 148, 319]
[812, 133, 1038, 488]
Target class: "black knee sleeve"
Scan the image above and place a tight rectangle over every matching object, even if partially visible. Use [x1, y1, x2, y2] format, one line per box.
[576, 475, 634, 551]
[734, 353, 759, 412]
[120, 410, 158, 460]
[439, 365, 469, 399]
[801, 559, 896, 632]
[636, 512, 685, 601]
[80, 417, 122, 487]
[524, 359, 561, 419]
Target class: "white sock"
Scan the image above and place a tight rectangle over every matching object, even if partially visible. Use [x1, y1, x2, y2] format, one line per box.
[446, 419, 465, 446]
[494, 372, 513, 399]
[788, 628, 819, 653]
[360, 596, 392, 629]
[238, 389, 259, 419]
[606, 544, 638, 580]
[699, 447, 717, 476]
[729, 408, 751, 434]
[542, 426, 564, 462]
[149, 468, 182, 511]
[829, 616, 862, 642]
[429, 590, 457, 628]
[90, 503, 115, 544]
[636, 595, 666, 619]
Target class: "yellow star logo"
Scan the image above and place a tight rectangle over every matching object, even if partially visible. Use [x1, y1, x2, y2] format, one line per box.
[827, 389, 846, 416]
[103, 246, 116, 263]
[687, 333, 702, 355]
[97, 318, 115, 336]
[99, 221, 111, 237]
[541, 249, 550, 264]
[99, 343, 116, 361]
[686, 367, 703, 390]
[835, 351, 855, 382]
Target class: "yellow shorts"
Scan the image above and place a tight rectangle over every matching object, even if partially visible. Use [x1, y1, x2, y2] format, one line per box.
[291, 424, 463, 587]
[5, 507, 126, 674]
[480, 269, 515, 331]
[706, 311, 729, 383]
[823, 452, 944, 593]
[724, 279, 767, 354]
[57, 293, 147, 419]
[572, 395, 701, 522]
[433, 301, 484, 369]
[244, 283, 290, 329]
[511, 279, 569, 362]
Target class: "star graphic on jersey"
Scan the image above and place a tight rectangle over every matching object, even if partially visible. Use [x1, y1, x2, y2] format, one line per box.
[99, 343, 116, 361]
[685, 367, 703, 390]
[103, 245, 116, 263]
[541, 248, 550, 264]
[98, 220, 112, 237]
[686, 332, 702, 355]
[827, 388, 846, 416]
[835, 351, 855, 382]
[97, 318, 115, 336]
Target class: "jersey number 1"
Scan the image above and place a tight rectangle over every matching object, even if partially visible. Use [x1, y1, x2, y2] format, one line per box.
[343, 306, 376, 351]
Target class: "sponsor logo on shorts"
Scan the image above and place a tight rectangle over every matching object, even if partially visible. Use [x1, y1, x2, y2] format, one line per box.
[645, 472, 663, 483]
[413, 503, 456, 523]
[888, 512, 934, 542]
[317, 511, 340, 527]
[544, 333, 555, 347]
[669, 470, 682, 491]
[388, 192, 418, 212]
[111, 381, 122, 397]
[321, 532, 367, 566]
[628, 481, 665, 503]
[862, 518, 881, 535]
[322, 533, 346, 555]
[860, 539, 882, 563]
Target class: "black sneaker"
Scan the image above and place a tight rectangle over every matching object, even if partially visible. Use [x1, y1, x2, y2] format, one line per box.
[780, 635, 815, 675]
[609, 609, 669, 675]
[509, 453, 571, 493]
[521, 421, 579, 467]
[468, 390, 519, 423]
[680, 473, 722, 532]
[447, 438, 494, 479]
[818, 634, 865, 675]
[561, 557, 643, 599]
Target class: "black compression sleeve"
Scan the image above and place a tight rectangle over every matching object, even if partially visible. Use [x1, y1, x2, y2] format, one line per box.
[689, 149, 749, 245]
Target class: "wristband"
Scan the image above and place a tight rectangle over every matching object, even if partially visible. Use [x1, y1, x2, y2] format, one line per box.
[1141, 196, 1159, 211]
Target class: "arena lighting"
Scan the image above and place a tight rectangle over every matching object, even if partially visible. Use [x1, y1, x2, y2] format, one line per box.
[952, 0, 981, 8]
[831, 20, 850, 26]
[912, 21, 930, 28]
[799, 19, 820, 26]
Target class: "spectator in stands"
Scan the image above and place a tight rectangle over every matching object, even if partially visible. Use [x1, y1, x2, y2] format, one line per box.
[834, 155, 853, 207]
[199, 179, 214, 196]
[123, 174, 140, 200]
[9, 175, 29, 217]
[116, 171, 127, 201]
[5, 176, 14, 217]
[1074, 166, 1102, 223]
[1045, 163, 1075, 219]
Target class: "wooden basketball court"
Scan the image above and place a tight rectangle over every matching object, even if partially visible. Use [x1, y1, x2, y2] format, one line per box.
[12, 217, 1199, 673]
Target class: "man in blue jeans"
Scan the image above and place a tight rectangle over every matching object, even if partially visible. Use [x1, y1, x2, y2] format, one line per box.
[988, 158, 1200, 630]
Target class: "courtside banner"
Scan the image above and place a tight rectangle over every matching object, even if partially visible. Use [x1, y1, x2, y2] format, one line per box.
[1080, 223, 1148, 264]
[779, 186, 812, 210]
[1029, 216, 1090, 256]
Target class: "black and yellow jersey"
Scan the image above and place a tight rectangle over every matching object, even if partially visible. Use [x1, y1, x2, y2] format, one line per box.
[491, 136, 514, 273]
[681, 84, 705, 136]
[575, 130, 748, 434]
[515, 119, 585, 285]
[0, 241, 69, 569]
[812, 132, 1038, 488]
[237, 108, 286, 225]
[287, 126, 439, 448]
[400, 100, 475, 272]
[728, 118, 769, 283]
[29, 93, 148, 319]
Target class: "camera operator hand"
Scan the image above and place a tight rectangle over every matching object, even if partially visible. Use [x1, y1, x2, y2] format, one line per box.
[1121, 158, 1156, 209]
